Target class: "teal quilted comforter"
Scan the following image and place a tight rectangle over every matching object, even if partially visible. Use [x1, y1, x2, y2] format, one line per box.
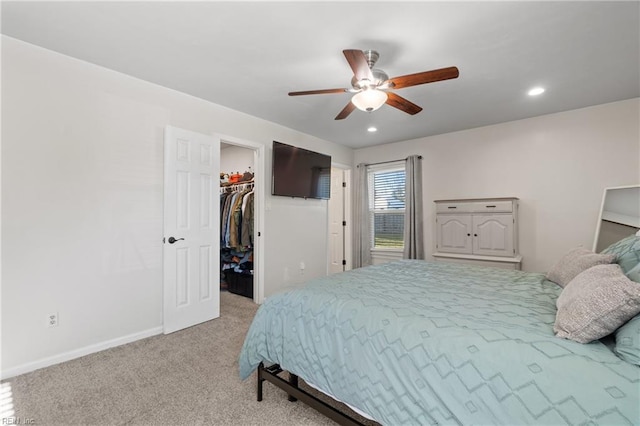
[239, 260, 640, 425]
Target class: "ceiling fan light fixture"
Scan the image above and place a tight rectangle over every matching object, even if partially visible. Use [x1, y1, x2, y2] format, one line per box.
[351, 89, 388, 112]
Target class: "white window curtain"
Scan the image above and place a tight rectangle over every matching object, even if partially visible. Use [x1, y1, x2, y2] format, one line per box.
[353, 163, 372, 268]
[403, 155, 424, 259]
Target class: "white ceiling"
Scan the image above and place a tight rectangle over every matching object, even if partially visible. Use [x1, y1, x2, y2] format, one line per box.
[2, 1, 639, 149]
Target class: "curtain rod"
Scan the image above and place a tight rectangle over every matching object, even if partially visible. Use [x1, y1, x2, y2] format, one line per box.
[358, 155, 422, 167]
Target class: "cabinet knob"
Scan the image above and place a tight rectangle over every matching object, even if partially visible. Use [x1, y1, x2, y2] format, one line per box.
[467, 233, 471, 236]
[474, 234, 478, 237]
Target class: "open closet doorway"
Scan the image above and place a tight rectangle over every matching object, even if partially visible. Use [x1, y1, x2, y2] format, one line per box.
[328, 165, 352, 274]
[217, 135, 265, 305]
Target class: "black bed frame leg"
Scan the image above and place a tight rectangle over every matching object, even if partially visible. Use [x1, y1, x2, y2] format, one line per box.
[288, 372, 299, 402]
[255, 363, 366, 426]
[257, 362, 264, 401]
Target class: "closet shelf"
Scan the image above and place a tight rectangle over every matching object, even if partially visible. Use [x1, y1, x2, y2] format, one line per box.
[221, 179, 254, 188]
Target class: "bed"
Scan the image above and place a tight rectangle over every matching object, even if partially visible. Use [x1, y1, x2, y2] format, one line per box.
[239, 259, 640, 425]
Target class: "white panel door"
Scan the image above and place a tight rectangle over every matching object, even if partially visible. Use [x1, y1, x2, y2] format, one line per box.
[472, 214, 514, 257]
[437, 215, 472, 254]
[164, 126, 220, 334]
[328, 168, 345, 274]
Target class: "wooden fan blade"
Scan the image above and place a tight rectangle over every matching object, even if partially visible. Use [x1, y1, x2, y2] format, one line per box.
[335, 102, 356, 120]
[386, 92, 422, 115]
[388, 66, 459, 89]
[288, 88, 348, 96]
[343, 49, 374, 82]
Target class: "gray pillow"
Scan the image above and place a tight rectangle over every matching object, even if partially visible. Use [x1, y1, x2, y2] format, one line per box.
[554, 264, 640, 343]
[546, 247, 615, 288]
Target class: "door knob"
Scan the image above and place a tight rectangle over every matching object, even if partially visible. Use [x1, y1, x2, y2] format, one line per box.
[168, 237, 185, 244]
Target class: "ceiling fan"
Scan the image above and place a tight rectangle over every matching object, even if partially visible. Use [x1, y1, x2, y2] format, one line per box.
[288, 49, 459, 120]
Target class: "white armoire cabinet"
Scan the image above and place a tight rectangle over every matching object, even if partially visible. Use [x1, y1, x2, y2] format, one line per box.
[433, 198, 522, 270]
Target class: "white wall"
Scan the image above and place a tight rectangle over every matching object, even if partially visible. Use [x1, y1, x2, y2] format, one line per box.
[1, 37, 353, 377]
[355, 98, 640, 273]
[220, 144, 254, 177]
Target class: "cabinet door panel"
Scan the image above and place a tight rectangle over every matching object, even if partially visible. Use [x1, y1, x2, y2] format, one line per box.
[437, 215, 472, 254]
[472, 214, 514, 257]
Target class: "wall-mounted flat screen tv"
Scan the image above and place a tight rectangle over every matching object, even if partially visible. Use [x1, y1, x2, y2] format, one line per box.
[272, 141, 331, 199]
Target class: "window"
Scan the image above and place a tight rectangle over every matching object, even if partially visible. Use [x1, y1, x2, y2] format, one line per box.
[368, 162, 405, 249]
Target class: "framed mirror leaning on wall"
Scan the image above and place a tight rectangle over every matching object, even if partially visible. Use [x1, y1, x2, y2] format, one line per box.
[593, 185, 640, 253]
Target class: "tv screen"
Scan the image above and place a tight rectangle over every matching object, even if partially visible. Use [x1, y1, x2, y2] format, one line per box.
[272, 141, 331, 199]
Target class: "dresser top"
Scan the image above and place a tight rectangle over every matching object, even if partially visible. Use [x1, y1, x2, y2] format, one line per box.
[434, 197, 519, 203]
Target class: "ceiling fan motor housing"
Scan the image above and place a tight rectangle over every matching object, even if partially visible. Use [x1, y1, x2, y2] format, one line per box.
[350, 49, 390, 90]
[351, 68, 389, 90]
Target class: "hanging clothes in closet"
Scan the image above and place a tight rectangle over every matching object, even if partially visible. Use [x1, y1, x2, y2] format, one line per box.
[220, 178, 254, 298]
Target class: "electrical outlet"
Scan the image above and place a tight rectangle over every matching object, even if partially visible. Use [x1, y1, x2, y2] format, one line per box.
[47, 313, 58, 328]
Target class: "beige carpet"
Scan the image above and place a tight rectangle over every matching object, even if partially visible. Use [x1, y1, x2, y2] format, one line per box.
[2, 292, 376, 425]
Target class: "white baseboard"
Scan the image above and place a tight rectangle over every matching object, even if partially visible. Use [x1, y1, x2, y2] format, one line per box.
[1, 326, 163, 380]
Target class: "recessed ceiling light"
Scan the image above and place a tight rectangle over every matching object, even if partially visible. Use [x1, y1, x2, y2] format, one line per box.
[528, 87, 545, 96]
[367, 126, 377, 133]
